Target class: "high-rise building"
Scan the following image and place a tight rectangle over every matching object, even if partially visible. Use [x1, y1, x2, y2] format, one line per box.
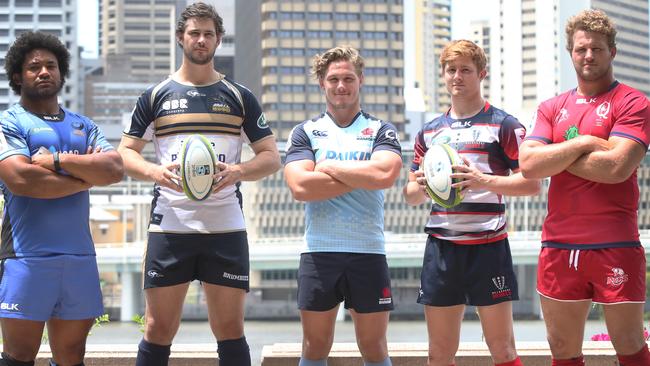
[235, 0, 405, 141]
[0, 0, 80, 111]
[491, 0, 650, 121]
[404, 0, 451, 114]
[99, 0, 183, 82]
[470, 20, 491, 100]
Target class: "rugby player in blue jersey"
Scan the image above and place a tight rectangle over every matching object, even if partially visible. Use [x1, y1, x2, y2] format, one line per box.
[403, 40, 539, 366]
[285, 46, 402, 366]
[0, 32, 124, 366]
[118, 3, 281, 366]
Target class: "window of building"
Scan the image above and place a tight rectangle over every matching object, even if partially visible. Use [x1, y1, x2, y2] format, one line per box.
[39, 14, 61, 22]
[39, 0, 62, 6]
[15, 14, 33, 22]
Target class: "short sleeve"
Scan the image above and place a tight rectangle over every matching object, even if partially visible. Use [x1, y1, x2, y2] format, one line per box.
[410, 129, 426, 172]
[285, 124, 314, 164]
[239, 86, 274, 144]
[124, 89, 155, 140]
[498, 115, 526, 169]
[0, 113, 29, 161]
[610, 91, 650, 150]
[525, 102, 554, 145]
[372, 122, 401, 156]
[86, 118, 115, 152]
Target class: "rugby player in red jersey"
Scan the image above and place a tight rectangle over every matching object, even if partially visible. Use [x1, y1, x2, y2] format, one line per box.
[520, 9, 650, 366]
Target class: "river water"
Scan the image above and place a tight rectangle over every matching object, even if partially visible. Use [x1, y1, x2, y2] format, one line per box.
[85, 319, 614, 365]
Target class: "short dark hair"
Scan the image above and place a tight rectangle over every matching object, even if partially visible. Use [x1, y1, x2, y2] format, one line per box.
[5, 31, 70, 95]
[176, 2, 225, 37]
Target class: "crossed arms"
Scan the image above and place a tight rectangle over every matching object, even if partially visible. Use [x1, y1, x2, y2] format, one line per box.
[284, 150, 403, 202]
[519, 135, 645, 184]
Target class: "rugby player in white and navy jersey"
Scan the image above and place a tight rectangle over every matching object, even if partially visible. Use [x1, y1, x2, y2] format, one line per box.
[403, 40, 540, 366]
[520, 10, 650, 366]
[0, 32, 123, 366]
[285, 46, 402, 366]
[117, 3, 281, 366]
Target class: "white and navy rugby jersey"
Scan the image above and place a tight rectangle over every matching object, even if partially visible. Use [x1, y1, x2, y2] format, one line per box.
[0, 104, 113, 258]
[124, 75, 273, 233]
[285, 111, 401, 254]
[410, 102, 525, 245]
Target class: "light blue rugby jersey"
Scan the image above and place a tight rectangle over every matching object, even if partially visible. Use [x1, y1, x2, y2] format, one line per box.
[0, 104, 114, 258]
[285, 111, 401, 254]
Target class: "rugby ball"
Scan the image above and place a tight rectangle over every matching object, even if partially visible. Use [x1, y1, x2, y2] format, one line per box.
[422, 144, 464, 208]
[180, 134, 217, 201]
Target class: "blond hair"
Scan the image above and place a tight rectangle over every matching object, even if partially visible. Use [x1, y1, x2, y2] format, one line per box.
[439, 40, 487, 73]
[565, 9, 616, 52]
[311, 46, 364, 80]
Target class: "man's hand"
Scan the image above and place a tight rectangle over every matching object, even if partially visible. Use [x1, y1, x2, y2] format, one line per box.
[450, 157, 487, 192]
[212, 161, 243, 194]
[412, 169, 428, 192]
[149, 162, 182, 192]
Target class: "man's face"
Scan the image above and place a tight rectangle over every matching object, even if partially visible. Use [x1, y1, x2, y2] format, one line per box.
[15, 49, 62, 99]
[320, 60, 363, 112]
[179, 17, 220, 65]
[442, 56, 485, 98]
[571, 30, 615, 82]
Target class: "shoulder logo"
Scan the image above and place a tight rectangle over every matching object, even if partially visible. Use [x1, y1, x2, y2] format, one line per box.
[257, 113, 269, 129]
[554, 108, 569, 126]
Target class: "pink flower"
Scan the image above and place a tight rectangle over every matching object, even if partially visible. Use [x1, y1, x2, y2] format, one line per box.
[590, 333, 611, 341]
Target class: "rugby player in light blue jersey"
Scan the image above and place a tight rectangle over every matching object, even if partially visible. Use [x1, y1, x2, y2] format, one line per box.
[118, 3, 281, 366]
[0, 32, 124, 366]
[285, 46, 402, 366]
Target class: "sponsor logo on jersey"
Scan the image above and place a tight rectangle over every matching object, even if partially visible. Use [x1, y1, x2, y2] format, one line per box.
[361, 127, 374, 136]
[42, 114, 63, 121]
[312, 130, 328, 138]
[223, 272, 249, 281]
[162, 98, 188, 111]
[147, 270, 164, 278]
[606, 267, 629, 287]
[451, 120, 472, 129]
[0, 129, 7, 154]
[576, 97, 597, 104]
[491, 276, 512, 299]
[564, 125, 580, 141]
[385, 129, 397, 141]
[212, 102, 231, 113]
[324, 150, 371, 161]
[257, 113, 269, 129]
[0, 303, 19, 311]
[31, 127, 55, 134]
[187, 89, 206, 98]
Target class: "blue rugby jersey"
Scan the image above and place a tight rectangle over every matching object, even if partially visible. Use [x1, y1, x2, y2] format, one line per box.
[285, 111, 401, 254]
[0, 104, 113, 258]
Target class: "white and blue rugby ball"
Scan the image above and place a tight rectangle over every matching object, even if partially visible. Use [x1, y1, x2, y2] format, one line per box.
[180, 134, 217, 201]
[422, 143, 464, 208]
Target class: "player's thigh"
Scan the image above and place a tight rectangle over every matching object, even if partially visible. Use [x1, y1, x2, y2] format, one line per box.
[348, 309, 389, 346]
[539, 295, 591, 358]
[55, 255, 103, 321]
[344, 253, 394, 313]
[143, 283, 190, 335]
[300, 307, 339, 357]
[298, 253, 346, 312]
[424, 305, 464, 357]
[477, 302, 517, 361]
[603, 302, 646, 354]
[0, 318, 45, 361]
[203, 283, 246, 340]
[47, 318, 94, 363]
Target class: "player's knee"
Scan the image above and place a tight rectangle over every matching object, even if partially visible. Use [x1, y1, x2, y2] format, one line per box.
[484, 337, 517, 363]
[303, 333, 334, 358]
[217, 336, 250, 366]
[427, 341, 456, 365]
[144, 317, 179, 344]
[356, 337, 388, 361]
[610, 332, 647, 355]
[0, 352, 35, 366]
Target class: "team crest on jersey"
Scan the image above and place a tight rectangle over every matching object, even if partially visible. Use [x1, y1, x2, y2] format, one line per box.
[564, 125, 580, 141]
[211, 102, 231, 113]
[596, 102, 611, 119]
[357, 127, 375, 141]
[606, 267, 629, 287]
[257, 113, 269, 129]
[378, 287, 392, 305]
[491, 276, 512, 299]
[554, 108, 569, 126]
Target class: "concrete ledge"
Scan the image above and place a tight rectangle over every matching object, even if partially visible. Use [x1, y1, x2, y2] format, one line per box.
[261, 342, 621, 366]
[27, 342, 625, 366]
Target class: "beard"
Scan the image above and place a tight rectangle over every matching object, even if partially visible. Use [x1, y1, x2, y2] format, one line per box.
[575, 63, 612, 82]
[184, 47, 215, 65]
[21, 80, 63, 100]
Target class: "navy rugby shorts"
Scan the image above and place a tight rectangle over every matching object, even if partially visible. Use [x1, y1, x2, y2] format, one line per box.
[144, 231, 249, 290]
[418, 236, 519, 307]
[0, 255, 103, 321]
[298, 252, 394, 313]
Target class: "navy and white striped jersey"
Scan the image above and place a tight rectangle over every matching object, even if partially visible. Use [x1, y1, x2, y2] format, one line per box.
[410, 102, 526, 245]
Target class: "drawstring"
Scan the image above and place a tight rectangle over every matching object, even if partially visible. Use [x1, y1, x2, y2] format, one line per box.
[568, 249, 580, 270]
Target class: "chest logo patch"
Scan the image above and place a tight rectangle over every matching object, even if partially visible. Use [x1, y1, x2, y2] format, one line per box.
[596, 101, 611, 119]
[564, 125, 580, 141]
